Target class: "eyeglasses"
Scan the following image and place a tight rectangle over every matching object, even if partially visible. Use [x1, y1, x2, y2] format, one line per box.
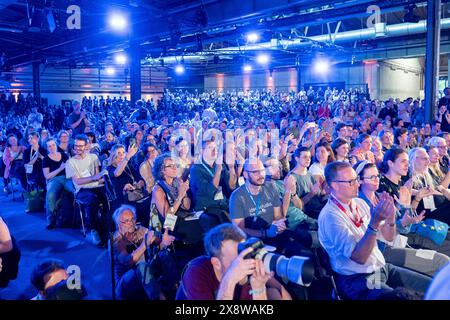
[245, 169, 266, 175]
[362, 174, 380, 181]
[74, 144, 85, 149]
[119, 218, 135, 224]
[332, 178, 359, 186]
[164, 164, 177, 169]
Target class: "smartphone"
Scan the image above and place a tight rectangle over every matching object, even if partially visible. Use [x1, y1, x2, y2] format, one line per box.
[129, 138, 137, 147]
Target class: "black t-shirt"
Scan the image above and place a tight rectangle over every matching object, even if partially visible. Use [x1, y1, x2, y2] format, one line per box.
[107, 164, 141, 204]
[377, 175, 403, 198]
[42, 152, 69, 178]
[23, 146, 47, 176]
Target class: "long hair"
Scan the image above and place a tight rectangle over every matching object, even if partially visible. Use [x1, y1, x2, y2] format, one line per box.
[408, 147, 434, 189]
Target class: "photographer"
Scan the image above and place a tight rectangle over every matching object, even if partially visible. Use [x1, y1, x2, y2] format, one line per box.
[181, 223, 290, 300]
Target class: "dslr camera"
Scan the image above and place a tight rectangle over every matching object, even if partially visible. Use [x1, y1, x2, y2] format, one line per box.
[238, 237, 314, 287]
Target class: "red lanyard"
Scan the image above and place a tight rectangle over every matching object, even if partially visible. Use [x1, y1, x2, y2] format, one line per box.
[330, 195, 363, 228]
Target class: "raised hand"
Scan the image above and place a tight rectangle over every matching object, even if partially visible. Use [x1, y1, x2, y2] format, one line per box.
[371, 192, 396, 227]
[126, 143, 138, 159]
[394, 186, 412, 207]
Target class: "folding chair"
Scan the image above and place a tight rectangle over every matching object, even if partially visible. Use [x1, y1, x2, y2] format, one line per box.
[74, 199, 87, 238]
[315, 246, 343, 300]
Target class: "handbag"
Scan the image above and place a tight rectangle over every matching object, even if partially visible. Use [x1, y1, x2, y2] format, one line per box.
[127, 187, 145, 202]
[123, 165, 145, 202]
[410, 219, 449, 246]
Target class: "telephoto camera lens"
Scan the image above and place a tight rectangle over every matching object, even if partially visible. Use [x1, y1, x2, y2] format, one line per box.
[237, 237, 314, 287]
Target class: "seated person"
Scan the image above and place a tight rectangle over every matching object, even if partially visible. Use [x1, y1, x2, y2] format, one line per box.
[0, 215, 20, 289]
[264, 157, 318, 249]
[3, 134, 27, 192]
[42, 138, 75, 229]
[318, 161, 431, 300]
[65, 134, 108, 247]
[189, 138, 233, 228]
[23, 132, 47, 190]
[113, 205, 174, 300]
[106, 144, 147, 219]
[139, 143, 159, 194]
[30, 259, 86, 300]
[181, 223, 291, 300]
[151, 154, 204, 268]
[289, 147, 327, 220]
[230, 158, 307, 258]
[355, 160, 450, 277]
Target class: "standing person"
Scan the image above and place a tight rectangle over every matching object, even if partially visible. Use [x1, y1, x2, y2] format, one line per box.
[68, 101, 89, 136]
[318, 161, 431, 300]
[42, 138, 74, 229]
[65, 134, 108, 247]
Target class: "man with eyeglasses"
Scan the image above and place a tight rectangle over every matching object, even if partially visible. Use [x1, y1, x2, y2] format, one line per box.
[229, 158, 289, 249]
[318, 161, 431, 300]
[65, 134, 108, 247]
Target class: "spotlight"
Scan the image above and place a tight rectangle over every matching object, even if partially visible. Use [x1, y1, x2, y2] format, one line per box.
[243, 64, 252, 72]
[313, 59, 330, 74]
[175, 64, 185, 74]
[256, 54, 270, 65]
[115, 53, 127, 65]
[246, 32, 259, 43]
[105, 67, 116, 75]
[109, 13, 128, 31]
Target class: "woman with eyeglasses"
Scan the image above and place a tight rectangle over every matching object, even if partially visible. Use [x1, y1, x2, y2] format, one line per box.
[151, 153, 204, 272]
[355, 160, 450, 276]
[349, 133, 375, 164]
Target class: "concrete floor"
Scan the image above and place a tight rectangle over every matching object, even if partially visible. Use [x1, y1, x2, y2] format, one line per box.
[0, 183, 112, 300]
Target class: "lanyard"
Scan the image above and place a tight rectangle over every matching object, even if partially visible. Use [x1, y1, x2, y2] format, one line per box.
[201, 161, 215, 178]
[245, 184, 261, 220]
[330, 194, 363, 228]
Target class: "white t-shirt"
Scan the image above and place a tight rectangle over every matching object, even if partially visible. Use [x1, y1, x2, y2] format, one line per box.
[308, 162, 325, 178]
[318, 197, 386, 276]
[65, 153, 101, 193]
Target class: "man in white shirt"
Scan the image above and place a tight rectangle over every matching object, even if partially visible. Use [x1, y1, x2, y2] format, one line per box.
[318, 161, 431, 300]
[66, 134, 108, 247]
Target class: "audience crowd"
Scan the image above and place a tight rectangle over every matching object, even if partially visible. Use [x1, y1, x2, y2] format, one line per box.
[1, 85, 450, 300]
